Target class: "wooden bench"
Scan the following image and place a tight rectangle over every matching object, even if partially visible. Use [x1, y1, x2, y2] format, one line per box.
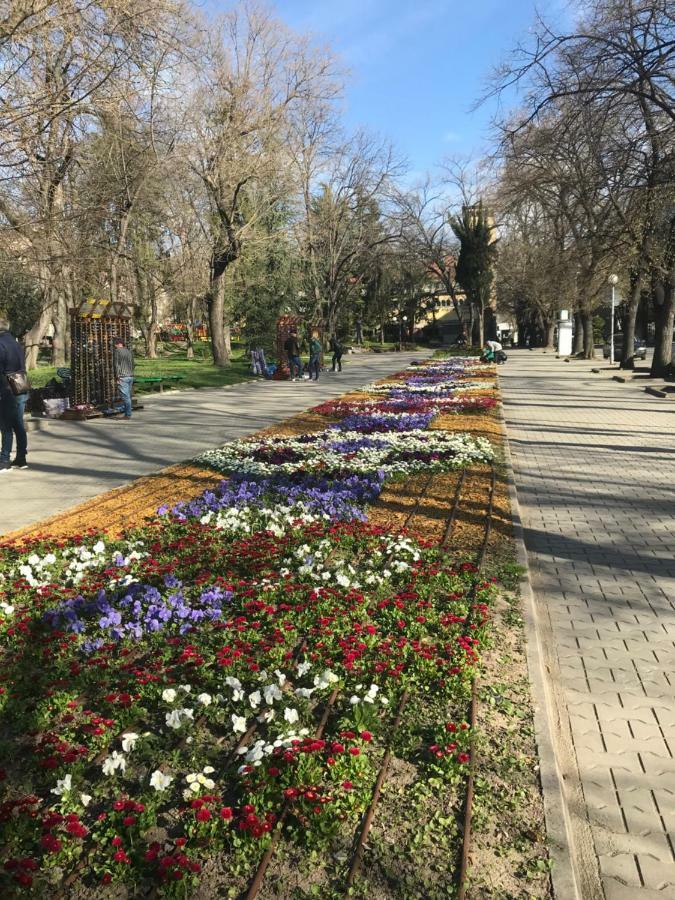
[133, 375, 185, 393]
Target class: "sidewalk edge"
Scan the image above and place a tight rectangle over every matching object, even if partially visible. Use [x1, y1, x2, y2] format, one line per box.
[498, 404, 603, 900]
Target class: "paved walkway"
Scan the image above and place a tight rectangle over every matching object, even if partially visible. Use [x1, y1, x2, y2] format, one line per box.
[1, 353, 423, 535]
[501, 351, 675, 900]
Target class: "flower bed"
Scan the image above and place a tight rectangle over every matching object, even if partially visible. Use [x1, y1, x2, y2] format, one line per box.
[195, 429, 493, 478]
[0, 354, 505, 896]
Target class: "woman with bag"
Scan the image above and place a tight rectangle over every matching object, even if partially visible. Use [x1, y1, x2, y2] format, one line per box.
[0, 316, 30, 471]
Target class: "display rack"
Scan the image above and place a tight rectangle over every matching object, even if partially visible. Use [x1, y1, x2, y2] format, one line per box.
[70, 299, 131, 409]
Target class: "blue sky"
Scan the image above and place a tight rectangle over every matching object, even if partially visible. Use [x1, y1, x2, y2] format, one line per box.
[201, 1, 571, 176]
[269, 0, 571, 176]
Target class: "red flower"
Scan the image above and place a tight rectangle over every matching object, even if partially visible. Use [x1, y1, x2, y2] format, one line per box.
[341, 781, 353, 790]
[123, 816, 136, 827]
[195, 808, 211, 822]
[111, 836, 123, 847]
[113, 850, 129, 864]
[457, 752, 470, 764]
[220, 807, 233, 820]
[40, 834, 62, 854]
[349, 747, 360, 756]
[360, 731, 372, 742]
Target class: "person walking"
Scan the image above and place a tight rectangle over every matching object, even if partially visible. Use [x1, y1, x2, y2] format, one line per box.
[113, 337, 134, 419]
[284, 330, 302, 381]
[308, 333, 322, 382]
[329, 335, 343, 373]
[0, 316, 29, 471]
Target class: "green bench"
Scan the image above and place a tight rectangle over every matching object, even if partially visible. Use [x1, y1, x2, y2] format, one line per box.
[133, 375, 185, 393]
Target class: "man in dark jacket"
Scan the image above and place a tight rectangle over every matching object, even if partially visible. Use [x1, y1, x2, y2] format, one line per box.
[0, 316, 29, 471]
[113, 338, 134, 418]
[329, 335, 343, 372]
[283, 331, 301, 381]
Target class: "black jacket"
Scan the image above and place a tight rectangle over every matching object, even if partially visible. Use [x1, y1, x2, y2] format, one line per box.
[284, 336, 300, 357]
[0, 329, 26, 399]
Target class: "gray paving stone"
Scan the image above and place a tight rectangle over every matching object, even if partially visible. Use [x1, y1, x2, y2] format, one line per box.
[502, 351, 675, 898]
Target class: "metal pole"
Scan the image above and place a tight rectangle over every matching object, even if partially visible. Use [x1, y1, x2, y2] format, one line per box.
[609, 284, 615, 365]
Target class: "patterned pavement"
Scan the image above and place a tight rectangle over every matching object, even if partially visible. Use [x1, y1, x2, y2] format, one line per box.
[501, 351, 675, 900]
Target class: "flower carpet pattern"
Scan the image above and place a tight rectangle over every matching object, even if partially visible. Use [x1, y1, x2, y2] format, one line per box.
[0, 357, 508, 897]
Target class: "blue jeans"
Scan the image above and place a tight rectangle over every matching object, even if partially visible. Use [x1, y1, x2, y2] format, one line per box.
[0, 392, 28, 462]
[309, 355, 320, 380]
[118, 377, 133, 417]
[288, 355, 302, 379]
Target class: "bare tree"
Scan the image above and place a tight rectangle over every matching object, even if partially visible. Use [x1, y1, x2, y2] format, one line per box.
[186, 1, 337, 365]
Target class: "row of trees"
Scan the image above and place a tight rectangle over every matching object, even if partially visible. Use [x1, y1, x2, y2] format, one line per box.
[2, 0, 503, 370]
[490, 0, 675, 375]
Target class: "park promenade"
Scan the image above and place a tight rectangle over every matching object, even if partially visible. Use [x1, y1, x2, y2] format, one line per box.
[1, 352, 423, 535]
[501, 350, 675, 900]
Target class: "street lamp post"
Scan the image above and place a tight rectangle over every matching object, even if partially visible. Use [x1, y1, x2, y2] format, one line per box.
[399, 315, 407, 348]
[608, 274, 619, 365]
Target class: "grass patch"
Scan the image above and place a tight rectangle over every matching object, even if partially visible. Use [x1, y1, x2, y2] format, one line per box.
[28, 343, 253, 392]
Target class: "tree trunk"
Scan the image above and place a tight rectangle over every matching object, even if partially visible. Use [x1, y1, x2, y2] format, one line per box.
[208, 270, 230, 367]
[186, 301, 196, 360]
[146, 288, 159, 359]
[475, 305, 484, 348]
[24, 287, 54, 370]
[620, 277, 642, 370]
[650, 278, 675, 378]
[51, 292, 68, 366]
[573, 312, 584, 355]
[581, 309, 595, 359]
[544, 319, 555, 349]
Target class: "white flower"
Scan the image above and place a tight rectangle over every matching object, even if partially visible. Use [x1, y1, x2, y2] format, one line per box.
[232, 714, 247, 734]
[186, 773, 198, 784]
[150, 770, 173, 792]
[166, 709, 182, 729]
[121, 732, 139, 752]
[248, 690, 261, 709]
[102, 751, 126, 776]
[274, 669, 287, 686]
[284, 707, 299, 724]
[180, 684, 191, 693]
[162, 688, 177, 703]
[51, 774, 72, 796]
[197, 693, 212, 707]
[80, 793, 92, 807]
[203, 765, 215, 774]
[263, 684, 282, 705]
[314, 669, 339, 690]
[225, 676, 242, 690]
[92, 540, 106, 554]
[296, 662, 311, 677]
[349, 695, 361, 706]
[295, 687, 315, 699]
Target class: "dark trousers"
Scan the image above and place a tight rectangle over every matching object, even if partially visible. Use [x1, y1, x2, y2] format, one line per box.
[0, 393, 28, 462]
[288, 355, 302, 379]
[331, 352, 342, 372]
[309, 355, 320, 380]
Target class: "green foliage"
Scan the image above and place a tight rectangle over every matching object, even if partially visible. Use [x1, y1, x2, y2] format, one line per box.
[449, 202, 498, 325]
[0, 267, 42, 336]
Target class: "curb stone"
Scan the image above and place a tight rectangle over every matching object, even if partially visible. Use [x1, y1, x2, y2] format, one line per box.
[497, 396, 604, 900]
